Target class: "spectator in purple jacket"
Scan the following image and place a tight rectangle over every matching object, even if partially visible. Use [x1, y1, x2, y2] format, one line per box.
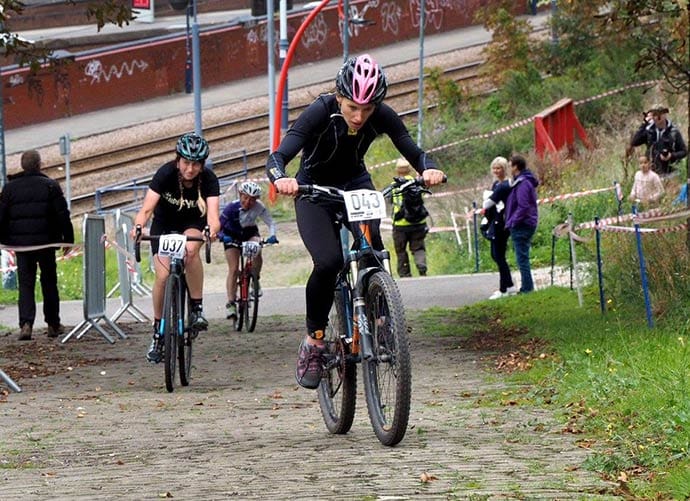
[504, 154, 539, 293]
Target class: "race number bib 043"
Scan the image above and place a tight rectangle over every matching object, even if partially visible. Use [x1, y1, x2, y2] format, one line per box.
[343, 189, 387, 222]
[158, 234, 187, 260]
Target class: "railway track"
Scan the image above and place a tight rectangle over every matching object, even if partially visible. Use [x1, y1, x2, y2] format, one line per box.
[62, 60, 485, 217]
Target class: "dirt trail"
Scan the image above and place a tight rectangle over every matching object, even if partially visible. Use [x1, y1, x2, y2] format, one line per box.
[0, 316, 616, 500]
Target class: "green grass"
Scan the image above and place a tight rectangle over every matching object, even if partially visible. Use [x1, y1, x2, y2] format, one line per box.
[411, 288, 690, 498]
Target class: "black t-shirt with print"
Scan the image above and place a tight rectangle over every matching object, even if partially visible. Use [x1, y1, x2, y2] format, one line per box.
[149, 160, 220, 232]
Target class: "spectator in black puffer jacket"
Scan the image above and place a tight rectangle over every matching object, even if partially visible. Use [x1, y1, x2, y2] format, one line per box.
[0, 150, 74, 341]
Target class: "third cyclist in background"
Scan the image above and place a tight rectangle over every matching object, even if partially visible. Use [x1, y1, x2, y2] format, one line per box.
[267, 54, 445, 390]
[219, 181, 278, 320]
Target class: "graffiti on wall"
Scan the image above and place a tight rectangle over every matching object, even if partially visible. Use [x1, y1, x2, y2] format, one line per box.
[300, 13, 328, 48]
[84, 58, 150, 84]
[380, 1, 403, 35]
[339, 0, 380, 39]
[409, 0, 453, 31]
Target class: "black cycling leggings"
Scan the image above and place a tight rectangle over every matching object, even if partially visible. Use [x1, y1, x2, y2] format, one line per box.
[296, 196, 382, 333]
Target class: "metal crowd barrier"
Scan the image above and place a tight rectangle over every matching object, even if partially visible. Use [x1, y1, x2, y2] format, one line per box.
[0, 368, 21, 393]
[109, 210, 151, 324]
[61, 214, 127, 344]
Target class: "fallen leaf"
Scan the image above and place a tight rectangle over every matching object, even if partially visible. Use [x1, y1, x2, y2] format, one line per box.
[420, 471, 438, 483]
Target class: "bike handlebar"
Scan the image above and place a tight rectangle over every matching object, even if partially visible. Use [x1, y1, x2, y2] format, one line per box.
[220, 236, 279, 248]
[298, 175, 448, 201]
[134, 225, 212, 264]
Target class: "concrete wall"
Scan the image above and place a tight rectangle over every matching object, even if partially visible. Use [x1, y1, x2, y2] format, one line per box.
[2, 0, 523, 129]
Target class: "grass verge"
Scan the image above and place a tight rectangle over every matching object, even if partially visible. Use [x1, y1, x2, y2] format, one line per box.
[412, 287, 690, 499]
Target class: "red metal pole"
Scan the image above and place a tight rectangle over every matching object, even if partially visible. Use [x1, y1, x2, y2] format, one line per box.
[269, 0, 331, 202]
[272, 0, 331, 151]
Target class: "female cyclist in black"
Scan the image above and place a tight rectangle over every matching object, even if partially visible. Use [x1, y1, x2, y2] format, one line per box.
[267, 54, 445, 389]
[133, 132, 221, 363]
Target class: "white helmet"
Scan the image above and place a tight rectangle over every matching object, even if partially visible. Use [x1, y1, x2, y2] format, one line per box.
[240, 181, 262, 198]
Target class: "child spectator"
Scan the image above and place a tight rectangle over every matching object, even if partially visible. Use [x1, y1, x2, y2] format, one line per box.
[629, 155, 664, 206]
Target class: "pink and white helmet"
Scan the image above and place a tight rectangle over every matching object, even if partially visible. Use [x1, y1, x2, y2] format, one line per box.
[335, 54, 388, 105]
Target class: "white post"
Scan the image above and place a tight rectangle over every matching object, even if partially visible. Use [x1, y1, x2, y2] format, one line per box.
[267, 0, 275, 149]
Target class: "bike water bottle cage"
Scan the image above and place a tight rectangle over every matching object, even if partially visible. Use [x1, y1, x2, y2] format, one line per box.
[309, 330, 325, 340]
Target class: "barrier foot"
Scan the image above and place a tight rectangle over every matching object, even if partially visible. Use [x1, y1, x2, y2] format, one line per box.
[111, 302, 150, 323]
[0, 368, 21, 393]
[61, 319, 115, 344]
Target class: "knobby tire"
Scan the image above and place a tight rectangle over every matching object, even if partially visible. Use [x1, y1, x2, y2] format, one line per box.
[179, 290, 193, 387]
[234, 272, 246, 332]
[317, 283, 357, 435]
[163, 275, 181, 393]
[247, 274, 260, 333]
[362, 271, 411, 446]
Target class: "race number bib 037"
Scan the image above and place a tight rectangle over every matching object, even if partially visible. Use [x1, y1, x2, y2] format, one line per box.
[343, 189, 387, 222]
[158, 234, 187, 260]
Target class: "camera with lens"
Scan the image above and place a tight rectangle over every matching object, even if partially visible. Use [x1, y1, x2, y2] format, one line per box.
[661, 148, 670, 156]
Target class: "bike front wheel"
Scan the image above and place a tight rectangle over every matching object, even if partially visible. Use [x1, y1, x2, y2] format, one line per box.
[162, 275, 182, 393]
[317, 283, 357, 435]
[179, 293, 193, 387]
[362, 271, 411, 446]
[234, 277, 245, 332]
[246, 274, 260, 332]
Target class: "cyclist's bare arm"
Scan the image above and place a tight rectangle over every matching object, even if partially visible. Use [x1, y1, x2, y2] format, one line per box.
[131, 189, 161, 238]
[205, 195, 221, 240]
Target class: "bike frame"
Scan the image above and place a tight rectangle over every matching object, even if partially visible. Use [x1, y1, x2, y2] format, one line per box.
[336, 220, 392, 361]
[238, 251, 254, 304]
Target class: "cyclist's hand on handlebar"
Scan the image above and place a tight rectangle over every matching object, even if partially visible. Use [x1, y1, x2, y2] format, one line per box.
[422, 168, 446, 187]
[274, 177, 299, 196]
[130, 224, 145, 241]
[265, 235, 279, 245]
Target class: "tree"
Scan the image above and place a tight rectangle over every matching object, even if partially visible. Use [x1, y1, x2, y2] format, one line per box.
[1, 0, 134, 70]
[602, 0, 689, 245]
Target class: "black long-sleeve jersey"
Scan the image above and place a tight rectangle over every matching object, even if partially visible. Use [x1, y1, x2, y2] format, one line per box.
[266, 93, 437, 188]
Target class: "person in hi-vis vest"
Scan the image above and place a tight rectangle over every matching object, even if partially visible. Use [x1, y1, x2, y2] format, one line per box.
[391, 159, 428, 277]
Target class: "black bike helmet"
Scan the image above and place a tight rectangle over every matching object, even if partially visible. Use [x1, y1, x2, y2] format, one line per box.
[335, 54, 388, 105]
[176, 132, 210, 162]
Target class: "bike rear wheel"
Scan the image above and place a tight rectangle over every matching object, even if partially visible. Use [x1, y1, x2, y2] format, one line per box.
[362, 271, 411, 446]
[162, 275, 182, 393]
[179, 292, 193, 387]
[317, 283, 357, 435]
[247, 274, 260, 332]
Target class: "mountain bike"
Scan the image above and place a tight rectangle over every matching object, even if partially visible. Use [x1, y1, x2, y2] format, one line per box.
[300, 178, 439, 446]
[222, 238, 276, 333]
[134, 226, 212, 393]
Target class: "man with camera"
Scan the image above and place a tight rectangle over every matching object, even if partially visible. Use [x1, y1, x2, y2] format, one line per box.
[626, 104, 687, 176]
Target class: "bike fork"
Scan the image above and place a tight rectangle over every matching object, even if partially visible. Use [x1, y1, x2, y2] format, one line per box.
[354, 298, 375, 361]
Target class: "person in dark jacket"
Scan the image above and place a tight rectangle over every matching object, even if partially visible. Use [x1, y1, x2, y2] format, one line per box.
[504, 154, 539, 293]
[0, 150, 74, 340]
[482, 156, 515, 299]
[627, 104, 687, 176]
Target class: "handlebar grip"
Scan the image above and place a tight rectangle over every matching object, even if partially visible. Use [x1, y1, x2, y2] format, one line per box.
[134, 225, 142, 263]
[204, 226, 212, 264]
